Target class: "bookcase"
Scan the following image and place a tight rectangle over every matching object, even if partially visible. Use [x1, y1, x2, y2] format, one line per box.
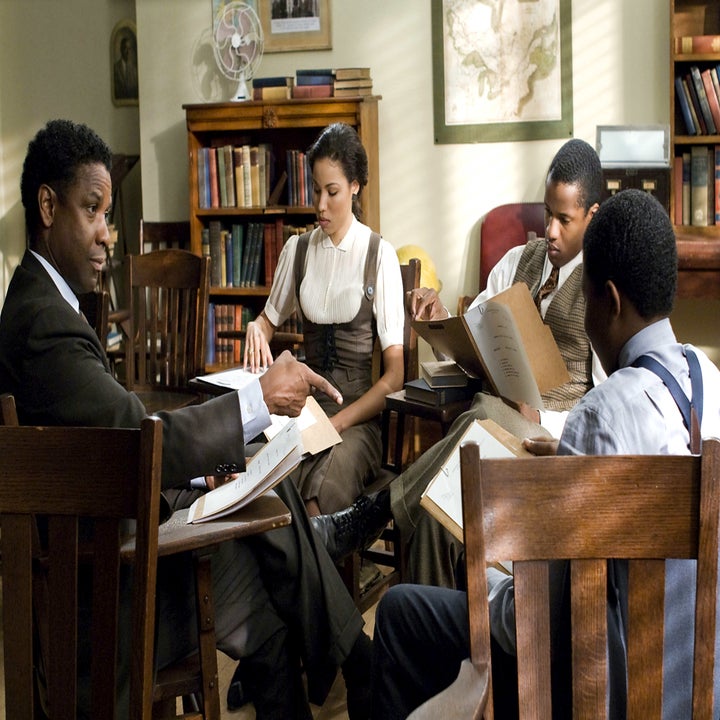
[669, 0, 720, 299]
[184, 97, 381, 369]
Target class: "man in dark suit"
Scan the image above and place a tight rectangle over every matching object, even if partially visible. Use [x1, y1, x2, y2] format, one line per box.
[0, 118, 374, 720]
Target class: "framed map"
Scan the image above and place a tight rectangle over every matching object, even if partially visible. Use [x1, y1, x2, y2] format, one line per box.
[432, 0, 573, 144]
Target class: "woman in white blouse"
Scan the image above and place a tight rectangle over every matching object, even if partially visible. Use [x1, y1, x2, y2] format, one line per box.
[244, 123, 405, 515]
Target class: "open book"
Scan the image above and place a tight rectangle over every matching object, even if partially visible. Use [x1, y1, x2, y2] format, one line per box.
[187, 420, 303, 523]
[420, 418, 532, 541]
[411, 282, 570, 409]
[194, 367, 342, 455]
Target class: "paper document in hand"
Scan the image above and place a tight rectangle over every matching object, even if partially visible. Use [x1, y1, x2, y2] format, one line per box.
[264, 395, 342, 456]
[195, 366, 264, 391]
[412, 283, 570, 408]
[187, 420, 302, 523]
[420, 419, 531, 541]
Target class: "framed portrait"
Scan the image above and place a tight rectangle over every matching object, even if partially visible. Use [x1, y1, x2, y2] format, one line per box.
[111, 19, 139, 107]
[431, 0, 573, 144]
[259, 0, 331, 53]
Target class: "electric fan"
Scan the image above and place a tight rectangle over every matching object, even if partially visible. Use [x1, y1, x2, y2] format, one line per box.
[213, 1, 264, 102]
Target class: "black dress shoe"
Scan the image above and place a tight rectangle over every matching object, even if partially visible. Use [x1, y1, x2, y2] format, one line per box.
[311, 489, 391, 563]
[226, 662, 251, 711]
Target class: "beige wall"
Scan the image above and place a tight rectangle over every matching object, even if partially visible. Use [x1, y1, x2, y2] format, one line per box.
[0, 0, 717, 361]
[0, 0, 140, 299]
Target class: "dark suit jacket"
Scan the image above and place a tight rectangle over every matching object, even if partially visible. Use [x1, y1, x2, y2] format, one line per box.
[0, 251, 245, 489]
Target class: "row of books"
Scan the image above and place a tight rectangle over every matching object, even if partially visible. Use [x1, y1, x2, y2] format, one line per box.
[205, 303, 303, 368]
[251, 67, 373, 101]
[202, 219, 316, 289]
[196, 141, 312, 210]
[674, 34, 720, 55]
[675, 65, 720, 136]
[673, 145, 720, 226]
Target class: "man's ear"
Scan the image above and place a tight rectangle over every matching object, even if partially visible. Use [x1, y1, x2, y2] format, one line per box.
[606, 279, 622, 319]
[38, 184, 56, 228]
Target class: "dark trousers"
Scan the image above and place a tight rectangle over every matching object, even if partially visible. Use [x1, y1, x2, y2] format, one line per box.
[371, 584, 518, 720]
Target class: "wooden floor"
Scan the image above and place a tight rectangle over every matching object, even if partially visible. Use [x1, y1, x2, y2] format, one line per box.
[0, 583, 378, 720]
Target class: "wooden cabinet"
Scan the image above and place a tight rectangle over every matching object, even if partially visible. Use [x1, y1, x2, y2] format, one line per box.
[183, 97, 381, 368]
[669, 0, 720, 298]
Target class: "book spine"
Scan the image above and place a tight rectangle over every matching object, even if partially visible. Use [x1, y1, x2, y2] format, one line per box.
[240, 222, 254, 287]
[701, 69, 720, 132]
[207, 147, 220, 208]
[682, 152, 691, 226]
[208, 220, 223, 287]
[674, 155, 684, 225]
[685, 74, 708, 134]
[296, 68, 334, 77]
[263, 223, 274, 287]
[224, 145, 236, 207]
[242, 145, 252, 207]
[334, 67, 371, 80]
[690, 67, 715, 134]
[292, 84, 333, 98]
[250, 146, 260, 207]
[233, 147, 244, 208]
[675, 35, 720, 54]
[197, 148, 208, 209]
[296, 74, 334, 86]
[675, 76, 697, 135]
[216, 147, 228, 208]
[691, 145, 709, 226]
[252, 85, 291, 100]
[232, 223, 243, 288]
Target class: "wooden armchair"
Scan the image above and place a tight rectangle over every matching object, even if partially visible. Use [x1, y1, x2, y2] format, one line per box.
[458, 202, 545, 315]
[124, 248, 211, 413]
[410, 439, 720, 719]
[0, 400, 163, 719]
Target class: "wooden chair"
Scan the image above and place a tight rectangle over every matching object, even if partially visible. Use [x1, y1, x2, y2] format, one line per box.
[79, 289, 111, 348]
[410, 438, 720, 719]
[0, 398, 163, 719]
[124, 248, 211, 413]
[340, 257, 421, 612]
[458, 202, 545, 314]
[140, 219, 191, 254]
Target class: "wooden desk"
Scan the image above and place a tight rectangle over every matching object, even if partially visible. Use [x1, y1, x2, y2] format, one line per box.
[676, 235, 720, 299]
[383, 389, 473, 471]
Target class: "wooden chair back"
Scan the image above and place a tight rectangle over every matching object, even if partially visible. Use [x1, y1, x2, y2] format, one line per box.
[140, 219, 191, 254]
[347, 257, 421, 612]
[433, 440, 720, 719]
[78, 289, 111, 347]
[0, 394, 163, 720]
[124, 249, 210, 409]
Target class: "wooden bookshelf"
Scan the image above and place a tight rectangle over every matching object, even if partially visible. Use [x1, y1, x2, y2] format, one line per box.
[183, 96, 382, 367]
[669, 0, 720, 297]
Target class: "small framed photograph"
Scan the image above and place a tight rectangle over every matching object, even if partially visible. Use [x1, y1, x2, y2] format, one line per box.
[259, 0, 331, 53]
[111, 20, 138, 107]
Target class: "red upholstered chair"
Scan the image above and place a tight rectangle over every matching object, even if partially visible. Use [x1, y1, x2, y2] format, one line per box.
[458, 202, 546, 315]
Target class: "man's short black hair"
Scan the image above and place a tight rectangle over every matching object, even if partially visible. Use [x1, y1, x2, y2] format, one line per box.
[546, 138, 603, 212]
[583, 188, 677, 319]
[21, 119, 113, 234]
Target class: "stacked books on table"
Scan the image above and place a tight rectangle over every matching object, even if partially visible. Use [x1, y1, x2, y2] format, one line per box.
[252, 76, 294, 101]
[291, 68, 373, 99]
[403, 360, 478, 406]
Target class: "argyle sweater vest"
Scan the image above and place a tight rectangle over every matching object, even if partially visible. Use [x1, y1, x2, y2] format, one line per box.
[512, 238, 592, 411]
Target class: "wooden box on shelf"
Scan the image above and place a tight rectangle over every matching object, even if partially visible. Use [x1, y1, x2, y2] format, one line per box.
[183, 97, 382, 369]
[669, 0, 720, 298]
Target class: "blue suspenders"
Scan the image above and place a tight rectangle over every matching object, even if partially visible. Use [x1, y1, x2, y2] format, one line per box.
[632, 346, 704, 453]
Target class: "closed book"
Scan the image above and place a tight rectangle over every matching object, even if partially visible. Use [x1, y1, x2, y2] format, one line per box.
[682, 77, 703, 134]
[420, 360, 469, 388]
[702, 69, 720, 131]
[404, 378, 473, 406]
[241, 145, 252, 207]
[334, 87, 373, 97]
[224, 229, 232, 287]
[674, 155, 683, 224]
[691, 65, 717, 134]
[216, 147, 228, 207]
[240, 221, 255, 287]
[208, 220, 223, 287]
[333, 78, 373, 90]
[233, 147, 245, 207]
[253, 85, 292, 100]
[682, 152, 691, 224]
[263, 223, 275, 287]
[691, 145, 709, 226]
[675, 35, 720, 54]
[207, 147, 220, 208]
[334, 67, 371, 80]
[296, 68, 333, 76]
[250, 146, 260, 206]
[685, 73, 708, 134]
[252, 75, 294, 88]
[231, 223, 244, 288]
[223, 145, 236, 207]
[296, 74, 334, 86]
[675, 75, 697, 135]
[197, 148, 209, 209]
[292, 84, 333, 98]
[249, 222, 264, 286]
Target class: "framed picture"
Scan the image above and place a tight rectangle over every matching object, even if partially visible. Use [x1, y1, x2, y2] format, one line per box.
[111, 19, 138, 107]
[259, 0, 331, 53]
[431, 0, 573, 144]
